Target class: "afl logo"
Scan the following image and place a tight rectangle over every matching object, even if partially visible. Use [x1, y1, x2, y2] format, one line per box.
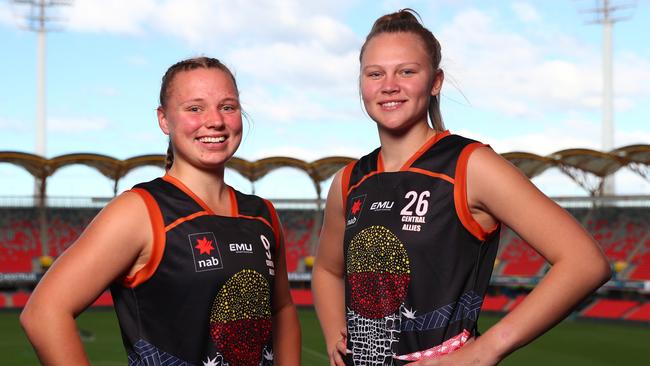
[346, 194, 366, 228]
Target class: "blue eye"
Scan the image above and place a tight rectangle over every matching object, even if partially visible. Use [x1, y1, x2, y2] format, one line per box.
[221, 104, 240, 112]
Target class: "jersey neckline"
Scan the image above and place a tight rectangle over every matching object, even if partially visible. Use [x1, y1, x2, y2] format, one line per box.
[161, 174, 238, 217]
[377, 130, 451, 172]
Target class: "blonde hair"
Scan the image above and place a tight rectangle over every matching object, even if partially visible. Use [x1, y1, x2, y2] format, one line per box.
[360, 9, 445, 131]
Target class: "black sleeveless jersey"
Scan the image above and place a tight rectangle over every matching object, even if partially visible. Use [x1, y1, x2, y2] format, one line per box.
[110, 175, 280, 366]
[342, 132, 500, 365]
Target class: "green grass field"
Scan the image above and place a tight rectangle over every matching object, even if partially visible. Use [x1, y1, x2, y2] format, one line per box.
[1, 308, 647, 365]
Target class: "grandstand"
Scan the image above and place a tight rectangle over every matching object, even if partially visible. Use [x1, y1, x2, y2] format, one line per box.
[1, 146, 649, 323]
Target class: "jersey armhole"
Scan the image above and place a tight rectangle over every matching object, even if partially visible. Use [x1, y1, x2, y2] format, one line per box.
[340, 161, 356, 213]
[122, 188, 166, 288]
[263, 199, 282, 253]
[453, 143, 500, 241]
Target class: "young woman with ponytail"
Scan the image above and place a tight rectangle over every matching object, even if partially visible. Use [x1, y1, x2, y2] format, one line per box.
[21, 57, 300, 366]
[312, 9, 609, 366]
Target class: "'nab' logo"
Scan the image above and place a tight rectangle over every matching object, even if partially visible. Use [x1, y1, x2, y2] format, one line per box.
[346, 194, 366, 228]
[189, 232, 223, 272]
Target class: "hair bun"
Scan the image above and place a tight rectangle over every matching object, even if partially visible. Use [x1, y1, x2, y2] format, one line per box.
[371, 8, 422, 32]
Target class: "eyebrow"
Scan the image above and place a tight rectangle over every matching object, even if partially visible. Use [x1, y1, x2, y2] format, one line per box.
[362, 62, 422, 71]
[180, 97, 240, 104]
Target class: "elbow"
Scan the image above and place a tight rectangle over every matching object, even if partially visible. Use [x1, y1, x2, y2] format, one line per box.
[20, 305, 39, 338]
[596, 256, 612, 286]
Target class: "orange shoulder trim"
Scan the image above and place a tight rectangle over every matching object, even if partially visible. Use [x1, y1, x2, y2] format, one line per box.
[123, 188, 166, 288]
[263, 199, 282, 251]
[340, 160, 356, 213]
[454, 143, 499, 241]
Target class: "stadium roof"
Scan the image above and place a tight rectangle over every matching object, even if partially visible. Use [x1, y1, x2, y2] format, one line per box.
[1, 145, 648, 198]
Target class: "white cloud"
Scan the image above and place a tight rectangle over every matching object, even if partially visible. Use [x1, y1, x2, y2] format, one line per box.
[512, 2, 541, 23]
[0, 4, 14, 26]
[48, 117, 110, 132]
[438, 8, 650, 119]
[63, 0, 157, 34]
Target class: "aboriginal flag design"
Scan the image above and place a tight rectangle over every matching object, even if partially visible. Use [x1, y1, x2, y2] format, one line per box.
[346, 225, 411, 319]
[209, 270, 272, 366]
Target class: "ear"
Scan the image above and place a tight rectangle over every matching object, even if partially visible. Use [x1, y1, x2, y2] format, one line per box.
[157, 106, 170, 135]
[430, 69, 444, 97]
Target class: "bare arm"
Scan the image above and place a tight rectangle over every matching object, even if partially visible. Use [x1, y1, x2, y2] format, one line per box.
[20, 192, 151, 365]
[414, 147, 610, 366]
[312, 170, 348, 366]
[271, 225, 301, 365]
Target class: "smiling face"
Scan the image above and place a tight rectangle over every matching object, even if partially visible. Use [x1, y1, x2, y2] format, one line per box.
[360, 32, 442, 134]
[157, 67, 243, 172]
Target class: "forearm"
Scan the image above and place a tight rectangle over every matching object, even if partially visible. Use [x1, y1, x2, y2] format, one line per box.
[477, 257, 610, 360]
[312, 266, 346, 351]
[21, 306, 90, 366]
[272, 302, 301, 365]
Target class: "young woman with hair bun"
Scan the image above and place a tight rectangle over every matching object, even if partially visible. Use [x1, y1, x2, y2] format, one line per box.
[313, 9, 610, 366]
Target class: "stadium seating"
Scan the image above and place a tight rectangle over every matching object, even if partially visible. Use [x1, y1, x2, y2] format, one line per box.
[10, 291, 31, 308]
[623, 302, 650, 322]
[92, 291, 114, 307]
[581, 299, 640, 319]
[496, 228, 547, 277]
[290, 289, 314, 306]
[277, 210, 318, 273]
[481, 294, 510, 312]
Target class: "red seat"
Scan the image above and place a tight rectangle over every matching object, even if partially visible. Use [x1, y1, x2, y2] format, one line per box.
[624, 302, 650, 322]
[92, 291, 114, 307]
[581, 299, 639, 319]
[290, 289, 313, 306]
[481, 294, 509, 311]
[11, 291, 31, 308]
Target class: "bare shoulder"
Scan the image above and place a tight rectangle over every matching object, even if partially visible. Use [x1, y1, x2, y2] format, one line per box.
[25, 190, 153, 313]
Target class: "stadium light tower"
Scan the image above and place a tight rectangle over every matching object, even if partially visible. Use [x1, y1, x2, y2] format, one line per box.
[12, 0, 71, 158]
[580, 0, 635, 196]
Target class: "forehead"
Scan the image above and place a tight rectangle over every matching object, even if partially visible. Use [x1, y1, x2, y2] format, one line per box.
[168, 68, 238, 99]
[361, 32, 429, 67]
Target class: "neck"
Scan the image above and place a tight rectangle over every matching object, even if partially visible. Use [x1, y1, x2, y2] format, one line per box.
[167, 162, 231, 215]
[377, 122, 437, 172]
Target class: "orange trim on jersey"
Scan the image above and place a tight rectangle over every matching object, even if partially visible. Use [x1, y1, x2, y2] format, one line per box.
[340, 161, 356, 213]
[346, 171, 382, 196]
[454, 143, 499, 241]
[400, 130, 451, 170]
[162, 174, 215, 215]
[164, 211, 211, 232]
[263, 199, 282, 251]
[123, 188, 166, 288]
[376, 152, 385, 172]
[237, 214, 273, 231]
[228, 186, 239, 216]
[406, 167, 455, 185]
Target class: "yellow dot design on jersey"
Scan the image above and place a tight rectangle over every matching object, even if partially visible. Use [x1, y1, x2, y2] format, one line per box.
[210, 269, 271, 323]
[347, 225, 411, 275]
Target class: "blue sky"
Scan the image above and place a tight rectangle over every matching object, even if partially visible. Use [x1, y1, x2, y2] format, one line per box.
[1, 0, 649, 199]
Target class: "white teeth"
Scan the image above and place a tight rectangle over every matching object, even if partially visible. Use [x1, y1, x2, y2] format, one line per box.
[198, 136, 225, 143]
[382, 101, 401, 107]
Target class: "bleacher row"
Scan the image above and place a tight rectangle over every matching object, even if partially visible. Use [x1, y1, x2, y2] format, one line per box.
[1, 207, 649, 321]
[2, 207, 649, 280]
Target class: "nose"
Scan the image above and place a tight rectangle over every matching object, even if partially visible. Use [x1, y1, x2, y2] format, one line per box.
[204, 107, 225, 129]
[381, 74, 399, 95]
